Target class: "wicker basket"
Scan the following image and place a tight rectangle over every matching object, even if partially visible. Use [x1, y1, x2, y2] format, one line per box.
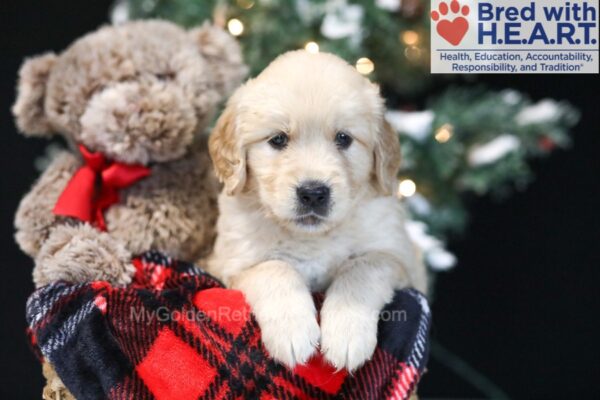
[42, 362, 75, 400]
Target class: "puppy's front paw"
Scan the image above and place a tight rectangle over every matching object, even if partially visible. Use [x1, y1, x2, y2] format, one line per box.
[256, 302, 320, 368]
[320, 304, 378, 372]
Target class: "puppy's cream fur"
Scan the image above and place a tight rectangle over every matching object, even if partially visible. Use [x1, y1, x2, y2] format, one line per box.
[208, 51, 426, 371]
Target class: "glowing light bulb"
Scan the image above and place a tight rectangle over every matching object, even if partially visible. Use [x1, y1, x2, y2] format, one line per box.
[398, 179, 417, 197]
[435, 124, 454, 143]
[356, 57, 375, 75]
[236, 0, 255, 9]
[401, 30, 419, 46]
[305, 41, 319, 54]
[227, 18, 244, 36]
[404, 46, 423, 62]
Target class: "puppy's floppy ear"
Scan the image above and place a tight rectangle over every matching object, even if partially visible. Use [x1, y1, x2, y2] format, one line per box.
[12, 53, 57, 136]
[374, 119, 401, 195]
[209, 104, 247, 195]
[188, 23, 248, 97]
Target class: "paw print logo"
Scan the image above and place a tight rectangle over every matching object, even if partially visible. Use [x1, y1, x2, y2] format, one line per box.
[431, 0, 470, 46]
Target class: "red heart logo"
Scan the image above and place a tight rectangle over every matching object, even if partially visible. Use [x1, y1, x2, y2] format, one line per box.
[436, 17, 468, 46]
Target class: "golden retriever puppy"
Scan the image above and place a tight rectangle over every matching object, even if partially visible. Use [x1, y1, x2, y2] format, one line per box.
[207, 50, 426, 371]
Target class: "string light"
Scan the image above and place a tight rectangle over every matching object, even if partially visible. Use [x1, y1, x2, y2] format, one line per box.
[227, 18, 244, 36]
[356, 57, 375, 74]
[401, 30, 419, 46]
[236, 0, 255, 9]
[404, 46, 423, 62]
[435, 124, 454, 143]
[305, 41, 319, 54]
[398, 179, 417, 197]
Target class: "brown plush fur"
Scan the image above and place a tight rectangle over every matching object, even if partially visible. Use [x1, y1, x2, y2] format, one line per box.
[34, 224, 136, 287]
[15, 151, 79, 256]
[13, 20, 247, 288]
[105, 138, 221, 263]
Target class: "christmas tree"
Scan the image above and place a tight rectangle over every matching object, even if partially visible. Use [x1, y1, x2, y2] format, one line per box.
[114, 0, 578, 272]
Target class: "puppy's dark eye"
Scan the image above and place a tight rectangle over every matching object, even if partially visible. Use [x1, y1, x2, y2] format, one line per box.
[268, 132, 289, 150]
[335, 131, 353, 149]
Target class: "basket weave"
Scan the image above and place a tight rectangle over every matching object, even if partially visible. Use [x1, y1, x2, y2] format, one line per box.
[42, 362, 75, 400]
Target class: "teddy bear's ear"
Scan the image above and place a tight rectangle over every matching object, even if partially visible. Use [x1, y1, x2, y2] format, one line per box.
[12, 53, 57, 136]
[188, 23, 248, 97]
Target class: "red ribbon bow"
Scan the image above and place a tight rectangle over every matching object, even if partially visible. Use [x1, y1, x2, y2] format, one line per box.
[53, 145, 151, 231]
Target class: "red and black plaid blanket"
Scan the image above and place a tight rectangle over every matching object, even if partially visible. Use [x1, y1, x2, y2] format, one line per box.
[26, 251, 431, 400]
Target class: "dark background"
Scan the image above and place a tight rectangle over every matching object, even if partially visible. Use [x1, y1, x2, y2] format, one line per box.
[0, 1, 598, 398]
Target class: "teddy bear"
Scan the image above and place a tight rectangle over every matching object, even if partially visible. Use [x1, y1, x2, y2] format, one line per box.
[14, 19, 247, 400]
[12, 20, 247, 290]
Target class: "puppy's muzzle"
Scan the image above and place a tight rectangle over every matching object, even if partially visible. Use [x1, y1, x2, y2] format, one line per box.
[296, 181, 331, 222]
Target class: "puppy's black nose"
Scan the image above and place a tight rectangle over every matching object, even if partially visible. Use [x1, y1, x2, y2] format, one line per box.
[296, 181, 330, 213]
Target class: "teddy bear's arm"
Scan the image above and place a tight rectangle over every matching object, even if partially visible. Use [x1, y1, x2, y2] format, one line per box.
[14, 150, 80, 257]
[17, 151, 136, 288]
[33, 224, 135, 288]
